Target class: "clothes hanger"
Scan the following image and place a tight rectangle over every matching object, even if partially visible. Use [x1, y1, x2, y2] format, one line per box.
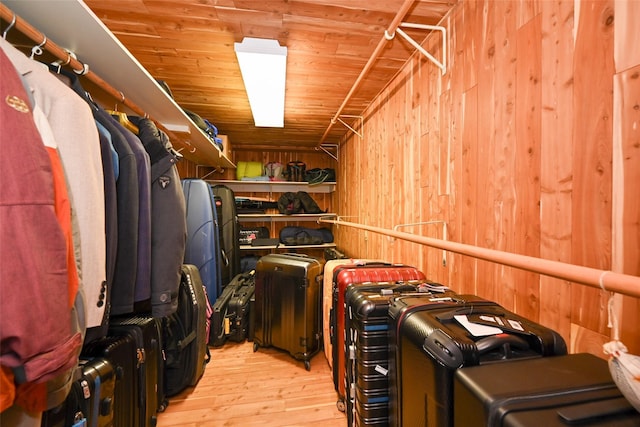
[29, 35, 47, 60]
[106, 92, 139, 134]
[2, 13, 16, 40]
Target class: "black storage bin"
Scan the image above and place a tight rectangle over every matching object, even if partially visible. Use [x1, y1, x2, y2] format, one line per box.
[453, 352, 640, 426]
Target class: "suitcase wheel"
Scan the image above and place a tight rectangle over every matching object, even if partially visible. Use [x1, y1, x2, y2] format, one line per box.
[253, 342, 259, 352]
[304, 360, 311, 371]
[336, 399, 346, 412]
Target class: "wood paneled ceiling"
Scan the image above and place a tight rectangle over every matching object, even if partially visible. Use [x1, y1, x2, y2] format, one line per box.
[83, 0, 456, 152]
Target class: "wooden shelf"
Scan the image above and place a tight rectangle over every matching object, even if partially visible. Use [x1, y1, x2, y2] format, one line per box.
[240, 243, 336, 251]
[238, 213, 337, 223]
[209, 180, 336, 194]
[3, 0, 234, 168]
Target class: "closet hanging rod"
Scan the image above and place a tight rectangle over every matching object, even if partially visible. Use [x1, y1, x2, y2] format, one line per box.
[0, 3, 194, 152]
[317, 218, 640, 299]
[317, 0, 416, 146]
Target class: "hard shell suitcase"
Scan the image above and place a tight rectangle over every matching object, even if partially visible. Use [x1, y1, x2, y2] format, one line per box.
[211, 271, 255, 346]
[322, 259, 369, 368]
[211, 184, 241, 288]
[388, 294, 568, 427]
[253, 253, 324, 370]
[210, 277, 236, 347]
[331, 262, 426, 410]
[41, 358, 116, 427]
[163, 264, 210, 396]
[109, 315, 165, 427]
[453, 353, 640, 426]
[227, 273, 255, 342]
[344, 281, 452, 427]
[81, 335, 138, 427]
[181, 179, 223, 304]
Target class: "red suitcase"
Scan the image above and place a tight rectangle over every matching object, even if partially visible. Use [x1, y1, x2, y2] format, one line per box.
[330, 262, 425, 411]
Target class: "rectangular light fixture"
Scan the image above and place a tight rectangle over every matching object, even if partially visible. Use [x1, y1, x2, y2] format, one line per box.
[234, 37, 287, 128]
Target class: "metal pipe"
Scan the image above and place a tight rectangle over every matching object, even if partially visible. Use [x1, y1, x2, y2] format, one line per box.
[318, 0, 416, 145]
[0, 3, 194, 153]
[318, 218, 640, 298]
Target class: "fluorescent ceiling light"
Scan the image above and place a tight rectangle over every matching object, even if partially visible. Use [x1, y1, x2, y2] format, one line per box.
[234, 37, 287, 128]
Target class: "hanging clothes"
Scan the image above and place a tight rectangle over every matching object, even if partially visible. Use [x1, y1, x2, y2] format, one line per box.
[0, 44, 81, 414]
[131, 116, 187, 317]
[50, 66, 140, 319]
[0, 38, 107, 330]
[107, 116, 152, 306]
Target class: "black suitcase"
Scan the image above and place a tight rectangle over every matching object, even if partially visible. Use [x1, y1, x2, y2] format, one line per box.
[109, 315, 165, 427]
[253, 253, 324, 370]
[210, 275, 236, 347]
[227, 272, 255, 342]
[163, 264, 210, 396]
[211, 271, 255, 346]
[82, 335, 139, 426]
[41, 358, 116, 427]
[211, 184, 241, 288]
[454, 353, 640, 426]
[332, 262, 427, 410]
[344, 280, 452, 427]
[388, 294, 568, 427]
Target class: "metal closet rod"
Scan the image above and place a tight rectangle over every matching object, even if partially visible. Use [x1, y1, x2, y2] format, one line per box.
[318, 218, 640, 298]
[0, 4, 194, 152]
[317, 0, 416, 146]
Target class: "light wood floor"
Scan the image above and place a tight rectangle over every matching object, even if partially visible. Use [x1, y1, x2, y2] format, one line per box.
[157, 340, 347, 426]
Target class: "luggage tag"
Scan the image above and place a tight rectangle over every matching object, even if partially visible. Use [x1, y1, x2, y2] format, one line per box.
[72, 412, 87, 427]
[454, 315, 503, 336]
[465, 314, 528, 334]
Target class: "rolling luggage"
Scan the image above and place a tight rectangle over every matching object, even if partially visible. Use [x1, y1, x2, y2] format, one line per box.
[227, 272, 255, 342]
[109, 315, 165, 427]
[163, 264, 210, 397]
[322, 259, 363, 367]
[388, 294, 568, 427]
[331, 262, 426, 411]
[253, 253, 324, 370]
[453, 353, 640, 426]
[181, 179, 223, 304]
[41, 358, 116, 427]
[81, 335, 139, 426]
[211, 184, 241, 288]
[344, 280, 452, 427]
[211, 271, 256, 346]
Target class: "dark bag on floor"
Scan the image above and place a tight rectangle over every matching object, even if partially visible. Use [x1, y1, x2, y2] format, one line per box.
[210, 271, 256, 347]
[162, 265, 210, 397]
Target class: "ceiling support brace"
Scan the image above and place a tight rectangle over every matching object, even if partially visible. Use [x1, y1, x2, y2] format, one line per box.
[318, 0, 416, 147]
[335, 115, 363, 139]
[315, 144, 339, 161]
[386, 22, 447, 75]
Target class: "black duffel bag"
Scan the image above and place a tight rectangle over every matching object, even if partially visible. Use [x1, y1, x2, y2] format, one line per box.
[279, 226, 334, 246]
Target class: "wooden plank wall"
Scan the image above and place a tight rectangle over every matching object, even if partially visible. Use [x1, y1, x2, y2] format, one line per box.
[334, 0, 640, 356]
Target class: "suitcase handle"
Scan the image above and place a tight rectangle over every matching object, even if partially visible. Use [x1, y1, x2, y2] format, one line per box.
[475, 333, 530, 356]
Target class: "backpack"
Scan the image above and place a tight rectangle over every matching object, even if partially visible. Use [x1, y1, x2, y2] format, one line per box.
[162, 265, 211, 396]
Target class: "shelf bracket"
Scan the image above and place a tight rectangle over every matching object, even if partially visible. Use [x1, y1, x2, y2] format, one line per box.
[385, 22, 447, 75]
[335, 115, 363, 139]
[315, 143, 339, 161]
[197, 164, 224, 180]
[390, 220, 448, 266]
